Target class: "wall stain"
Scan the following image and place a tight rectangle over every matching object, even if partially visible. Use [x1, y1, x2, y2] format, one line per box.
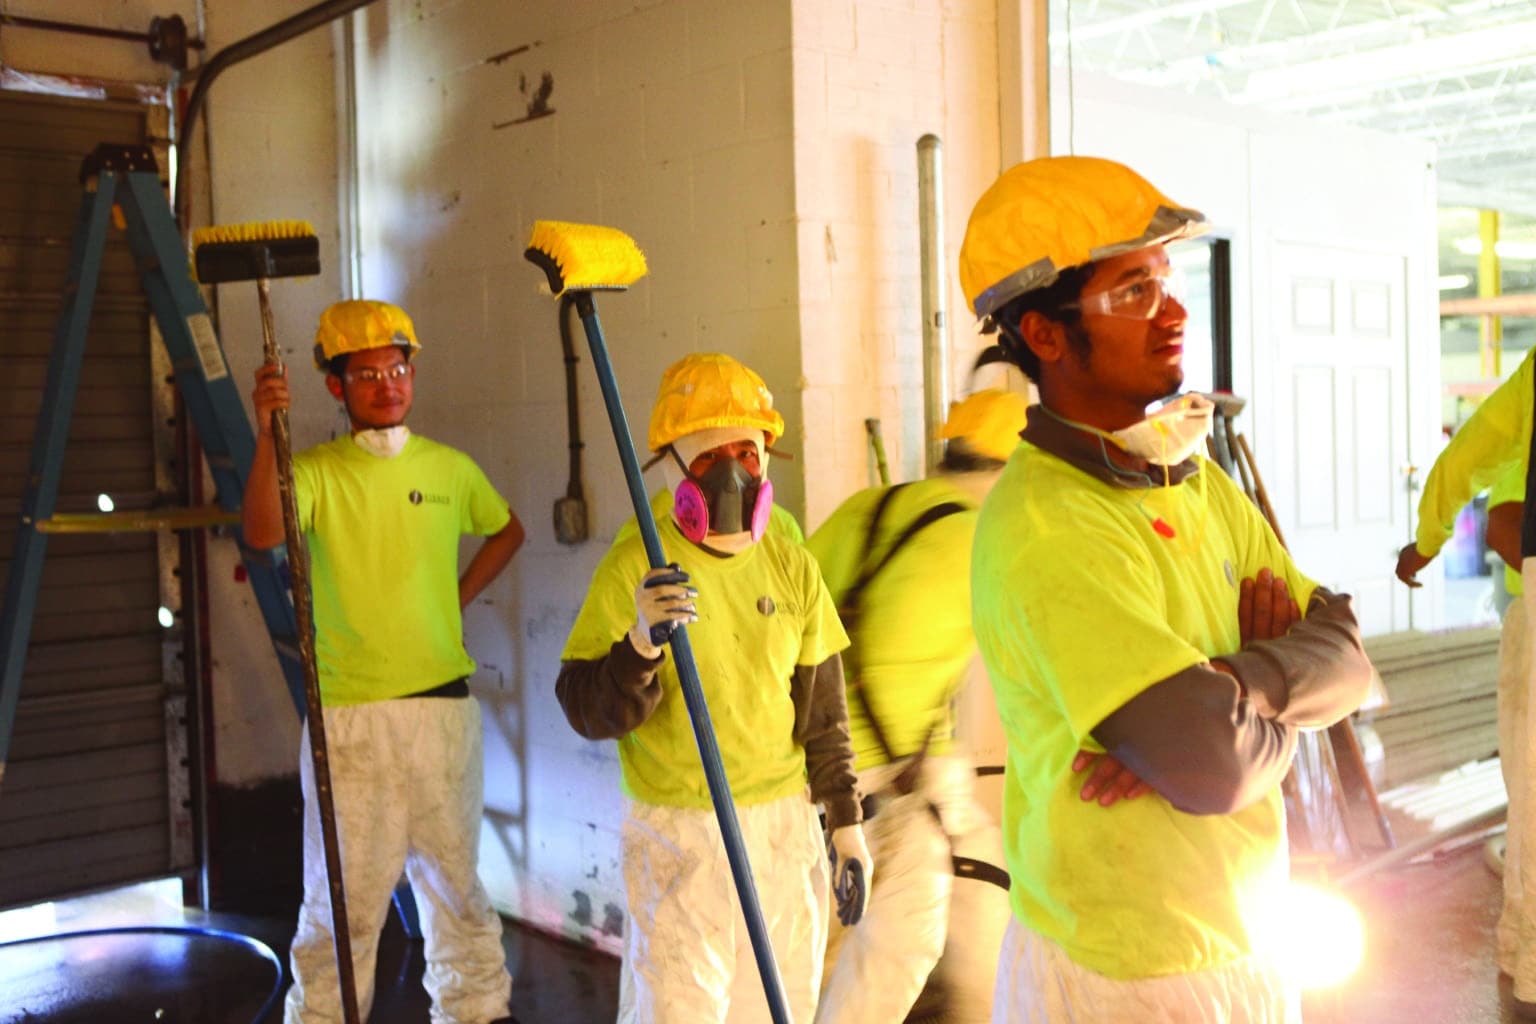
[601, 902, 625, 937]
[493, 71, 556, 129]
[570, 889, 593, 928]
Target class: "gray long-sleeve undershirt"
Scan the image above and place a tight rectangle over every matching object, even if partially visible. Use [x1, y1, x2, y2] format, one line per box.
[1093, 587, 1372, 816]
[556, 641, 863, 829]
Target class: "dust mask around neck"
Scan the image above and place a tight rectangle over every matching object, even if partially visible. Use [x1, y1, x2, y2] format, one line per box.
[1109, 393, 1213, 466]
[354, 425, 411, 459]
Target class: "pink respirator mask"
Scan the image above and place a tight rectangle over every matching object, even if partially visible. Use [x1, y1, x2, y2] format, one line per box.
[668, 446, 773, 544]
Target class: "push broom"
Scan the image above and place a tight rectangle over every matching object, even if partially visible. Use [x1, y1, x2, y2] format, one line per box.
[192, 221, 362, 1024]
[524, 221, 793, 1024]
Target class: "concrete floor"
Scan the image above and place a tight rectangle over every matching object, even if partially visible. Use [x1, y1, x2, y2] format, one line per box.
[1305, 839, 1512, 1024]
[0, 839, 1525, 1023]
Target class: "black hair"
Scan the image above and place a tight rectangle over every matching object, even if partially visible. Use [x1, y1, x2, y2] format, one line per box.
[938, 438, 1006, 473]
[990, 262, 1097, 384]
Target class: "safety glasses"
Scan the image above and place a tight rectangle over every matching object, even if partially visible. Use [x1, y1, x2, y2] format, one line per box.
[344, 363, 411, 385]
[1066, 266, 1187, 321]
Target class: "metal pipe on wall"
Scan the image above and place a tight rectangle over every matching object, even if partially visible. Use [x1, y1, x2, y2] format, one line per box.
[918, 134, 950, 474]
[174, 0, 379, 227]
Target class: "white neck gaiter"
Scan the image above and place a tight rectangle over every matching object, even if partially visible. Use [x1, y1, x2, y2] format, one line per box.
[353, 425, 411, 459]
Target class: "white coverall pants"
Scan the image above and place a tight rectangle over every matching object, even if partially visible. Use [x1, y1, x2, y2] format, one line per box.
[1499, 581, 1536, 1000]
[816, 755, 1009, 1024]
[617, 792, 829, 1024]
[284, 697, 511, 1024]
[990, 918, 1300, 1024]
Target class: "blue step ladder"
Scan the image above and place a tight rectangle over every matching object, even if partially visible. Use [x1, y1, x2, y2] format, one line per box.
[0, 143, 421, 936]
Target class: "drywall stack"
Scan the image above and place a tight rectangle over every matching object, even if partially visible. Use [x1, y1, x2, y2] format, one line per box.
[1357, 629, 1501, 790]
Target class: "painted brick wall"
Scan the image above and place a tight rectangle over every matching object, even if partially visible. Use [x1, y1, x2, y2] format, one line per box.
[790, 0, 1001, 530]
[349, 0, 802, 951]
[343, 0, 1003, 950]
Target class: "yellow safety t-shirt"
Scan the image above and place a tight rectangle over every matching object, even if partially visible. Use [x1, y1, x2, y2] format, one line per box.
[1416, 346, 1535, 559]
[973, 444, 1315, 980]
[1490, 461, 1525, 596]
[562, 515, 847, 809]
[806, 479, 976, 769]
[293, 434, 511, 705]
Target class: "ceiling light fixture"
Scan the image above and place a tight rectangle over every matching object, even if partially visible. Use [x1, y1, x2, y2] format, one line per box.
[1237, 21, 1536, 104]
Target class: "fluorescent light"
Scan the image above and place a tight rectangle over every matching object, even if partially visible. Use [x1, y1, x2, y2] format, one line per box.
[1049, 0, 1251, 45]
[1453, 238, 1536, 260]
[96, 493, 114, 512]
[157, 606, 175, 628]
[1238, 21, 1536, 104]
[1439, 274, 1472, 290]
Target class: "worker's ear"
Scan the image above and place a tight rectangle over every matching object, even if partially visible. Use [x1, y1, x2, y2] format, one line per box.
[1018, 310, 1072, 370]
[324, 374, 344, 400]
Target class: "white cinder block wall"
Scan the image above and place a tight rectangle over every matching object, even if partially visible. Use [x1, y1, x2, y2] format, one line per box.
[792, 0, 1000, 527]
[340, 0, 1003, 949]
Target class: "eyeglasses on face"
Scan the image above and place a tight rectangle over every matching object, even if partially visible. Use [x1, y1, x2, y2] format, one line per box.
[344, 363, 411, 385]
[1066, 267, 1188, 321]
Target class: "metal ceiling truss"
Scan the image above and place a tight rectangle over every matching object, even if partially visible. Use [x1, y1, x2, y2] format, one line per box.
[1052, 0, 1536, 214]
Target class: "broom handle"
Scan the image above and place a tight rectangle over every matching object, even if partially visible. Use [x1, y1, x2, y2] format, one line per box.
[572, 292, 791, 1024]
[257, 280, 361, 1024]
[1232, 428, 1395, 851]
[1236, 433, 1286, 549]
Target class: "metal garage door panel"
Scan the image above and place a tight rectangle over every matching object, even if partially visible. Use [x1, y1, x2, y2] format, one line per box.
[0, 91, 187, 909]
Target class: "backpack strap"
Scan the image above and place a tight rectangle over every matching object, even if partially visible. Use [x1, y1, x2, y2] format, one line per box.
[842, 488, 971, 777]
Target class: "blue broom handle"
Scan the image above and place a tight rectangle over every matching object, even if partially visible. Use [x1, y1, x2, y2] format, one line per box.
[574, 295, 793, 1024]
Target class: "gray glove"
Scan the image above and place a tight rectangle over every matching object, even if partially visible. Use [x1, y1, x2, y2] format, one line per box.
[629, 563, 698, 657]
[829, 824, 872, 926]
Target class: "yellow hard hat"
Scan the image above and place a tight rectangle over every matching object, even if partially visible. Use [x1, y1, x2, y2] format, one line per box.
[313, 299, 421, 370]
[959, 156, 1206, 322]
[940, 389, 1029, 462]
[648, 352, 786, 452]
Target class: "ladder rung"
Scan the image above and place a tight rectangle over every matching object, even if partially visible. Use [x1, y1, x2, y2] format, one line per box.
[35, 506, 239, 533]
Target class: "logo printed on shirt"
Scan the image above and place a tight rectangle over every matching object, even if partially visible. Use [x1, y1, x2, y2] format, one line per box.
[408, 489, 451, 506]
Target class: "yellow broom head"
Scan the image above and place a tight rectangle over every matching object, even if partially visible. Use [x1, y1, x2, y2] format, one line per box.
[191, 219, 316, 247]
[192, 219, 320, 284]
[524, 220, 648, 295]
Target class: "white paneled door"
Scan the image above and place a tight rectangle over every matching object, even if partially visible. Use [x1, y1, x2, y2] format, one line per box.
[1265, 242, 1412, 638]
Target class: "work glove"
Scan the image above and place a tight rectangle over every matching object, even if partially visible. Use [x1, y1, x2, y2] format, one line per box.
[629, 563, 698, 657]
[828, 824, 872, 926]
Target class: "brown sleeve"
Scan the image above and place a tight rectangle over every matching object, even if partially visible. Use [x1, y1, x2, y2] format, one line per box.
[1216, 587, 1374, 729]
[555, 638, 665, 740]
[791, 655, 863, 830]
[1092, 664, 1298, 816]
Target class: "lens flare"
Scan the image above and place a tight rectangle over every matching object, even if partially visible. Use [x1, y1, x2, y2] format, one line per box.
[1254, 881, 1365, 990]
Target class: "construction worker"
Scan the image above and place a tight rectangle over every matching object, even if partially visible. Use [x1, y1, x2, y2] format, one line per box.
[959, 156, 1374, 1021]
[807, 388, 1025, 1024]
[556, 352, 871, 1024]
[1395, 348, 1536, 1015]
[244, 299, 524, 1024]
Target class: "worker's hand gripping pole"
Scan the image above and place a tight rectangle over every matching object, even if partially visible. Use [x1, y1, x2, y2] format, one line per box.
[255, 281, 361, 1024]
[525, 222, 792, 1024]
